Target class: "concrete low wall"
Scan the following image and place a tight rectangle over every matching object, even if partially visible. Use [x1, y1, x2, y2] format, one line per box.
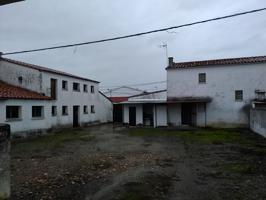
[0, 124, 10, 199]
[250, 108, 266, 138]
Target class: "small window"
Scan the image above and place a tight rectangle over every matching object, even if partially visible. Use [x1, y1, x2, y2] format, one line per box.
[32, 106, 44, 118]
[84, 84, 88, 93]
[84, 106, 88, 114]
[18, 76, 23, 84]
[91, 105, 95, 114]
[62, 106, 68, 116]
[73, 82, 80, 92]
[52, 106, 57, 116]
[6, 106, 21, 120]
[235, 90, 243, 101]
[91, 85, 95, 93]
[62, 80, 68, 90]
[199, 73, 206, 84]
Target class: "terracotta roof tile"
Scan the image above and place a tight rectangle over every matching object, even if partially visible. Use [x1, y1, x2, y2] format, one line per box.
[109, 97, 128, 103]
[1, 57, 99, 83]
[167, 56, 266, 69]
[0, 81, 51, 100]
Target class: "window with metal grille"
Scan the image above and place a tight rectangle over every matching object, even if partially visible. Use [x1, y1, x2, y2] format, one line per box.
[235, 90, 243, 101]
[199, 73, 206, 84]
[6, 106, 21, 119]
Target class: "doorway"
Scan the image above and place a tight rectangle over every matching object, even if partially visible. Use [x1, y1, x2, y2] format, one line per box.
[113, 104, 123, 123]
[73, 106, 80, 127]
[181, 103, 196, 126]
[129, 107, 136, 126]
[50, 79, 57, 100]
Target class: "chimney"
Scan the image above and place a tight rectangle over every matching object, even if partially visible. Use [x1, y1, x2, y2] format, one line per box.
[168, 57, 174, 67]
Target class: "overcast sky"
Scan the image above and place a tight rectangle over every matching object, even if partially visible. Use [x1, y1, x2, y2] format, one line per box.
[1, 0, 266, 92]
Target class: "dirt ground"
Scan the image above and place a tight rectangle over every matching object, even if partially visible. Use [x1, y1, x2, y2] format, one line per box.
[10, 124, 266, 200]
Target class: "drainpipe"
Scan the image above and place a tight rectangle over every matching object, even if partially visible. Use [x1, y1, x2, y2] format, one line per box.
[0, 124, 11, 199]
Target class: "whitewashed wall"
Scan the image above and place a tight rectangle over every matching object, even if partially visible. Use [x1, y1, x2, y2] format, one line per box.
[154, 105, 167, 127]
[0, 60, 113, 134]
[167, 63, 266, 127]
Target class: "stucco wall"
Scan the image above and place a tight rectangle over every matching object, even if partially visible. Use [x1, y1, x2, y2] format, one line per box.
[0, 60, 41, 92]
[250, 108, 266, 138]
[167, 63, 266, 127]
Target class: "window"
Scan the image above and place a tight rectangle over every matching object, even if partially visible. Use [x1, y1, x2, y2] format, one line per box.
[199, 73, 206, 84]
[6, 106, 21, 120]
[91, 85, 95, 93]
[235, 90, 243, 101]
[32, 106, 44, 118]
[91, 105, 95, 114]
[52, 106, 57, 116]
[73, 82, 80, 92]
[62, 80, 68, 90]
[84, 84, 88, 93]
[62, 106, 68, 116]
[18, 76, 23, 84]
[84, 106, 88, 114]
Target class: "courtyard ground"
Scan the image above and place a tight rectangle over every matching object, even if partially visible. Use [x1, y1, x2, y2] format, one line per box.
[10, 124, 266, 200]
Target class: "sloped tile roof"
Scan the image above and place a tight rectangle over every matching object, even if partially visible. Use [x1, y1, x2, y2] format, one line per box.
[1, 57, 99, 83]
[109, 97, 128, 103]
[0, 81, 51, 100]
[167, 56, 266, 69]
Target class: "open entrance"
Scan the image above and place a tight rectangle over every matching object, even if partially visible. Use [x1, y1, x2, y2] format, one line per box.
[73, 106, 80, 127]
[181, 103, 197, 126]
[143, 104, 154, 126]
[113, 104, 123, 123]
[129, 106, 136, 126]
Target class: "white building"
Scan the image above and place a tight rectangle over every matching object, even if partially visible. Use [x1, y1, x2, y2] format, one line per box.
[167, 56, 266, 128]
[119, 56, 266, 128]
[0, 57, 113, 135]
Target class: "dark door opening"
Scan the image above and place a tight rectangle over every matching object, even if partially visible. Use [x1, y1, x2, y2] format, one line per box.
[73, 106, 80, 127]
[129, 107, 136, 126]
[181, 103, 196, 126]
[50, 79, 57, 100]
[113, 104, 123, 123]
[143, 104, 154, 126]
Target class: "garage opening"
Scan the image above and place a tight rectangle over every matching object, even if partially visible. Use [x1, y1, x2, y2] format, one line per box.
[113, 104, 123, 123]
[143, 104, 154, 126]
[129, 107, 136, 126]
[181, 103, 196, 126]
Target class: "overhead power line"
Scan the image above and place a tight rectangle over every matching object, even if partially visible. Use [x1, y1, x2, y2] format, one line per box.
[100, 81, 166, 89]
[2, 7, 266, 56]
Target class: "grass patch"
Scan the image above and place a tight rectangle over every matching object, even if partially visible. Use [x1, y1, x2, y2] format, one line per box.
[119, 192, 150, 200]
[222, 163, 253, 174]
[12, 128, 94, 153]
[128, 128, 250, 144]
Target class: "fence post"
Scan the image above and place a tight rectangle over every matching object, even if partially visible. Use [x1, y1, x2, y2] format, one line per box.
[0, 124, 11, 199]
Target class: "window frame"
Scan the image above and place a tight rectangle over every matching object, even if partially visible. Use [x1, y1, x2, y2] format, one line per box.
[84, 105, 88, 114]
[52, 106, 57, 117]
[83, 84, 88, 93]
[91, 105, 95, 114]
[198, 73, 206, 84]
[32, 106, 44, 119]
[73, 82, 80, 92]
[62, 106, 68, 116]
[62, 80, 68, 91]
[6, 106, 22, 121]
[235, 90, 243, 102]
[91, 85, 95, 93]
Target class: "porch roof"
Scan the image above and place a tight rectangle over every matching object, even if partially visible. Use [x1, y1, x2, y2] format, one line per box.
[167, 96, 212, 103]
